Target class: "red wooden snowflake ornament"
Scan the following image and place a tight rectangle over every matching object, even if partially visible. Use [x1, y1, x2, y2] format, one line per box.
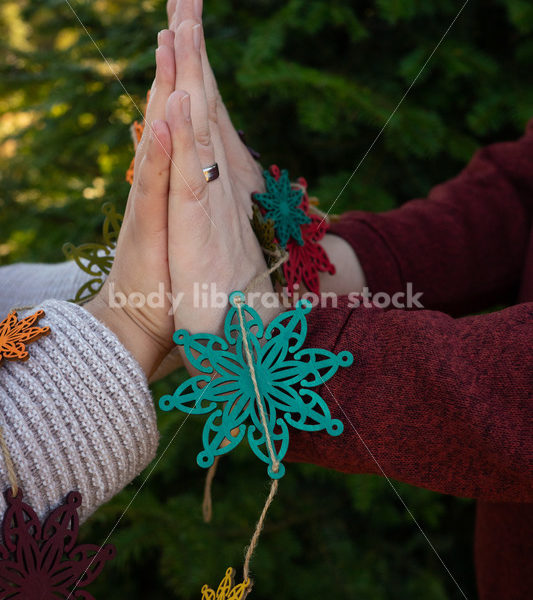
[0, 488, 115, 599]
[252, 166, 335, 295]
[282, 176, 335, 296]
[283, 213, 336, 296]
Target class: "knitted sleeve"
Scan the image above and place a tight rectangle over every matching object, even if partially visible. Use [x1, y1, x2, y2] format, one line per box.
[0, 261, 92, 316]
[0, 261, 181, 382]
[0, 299, 159, 522]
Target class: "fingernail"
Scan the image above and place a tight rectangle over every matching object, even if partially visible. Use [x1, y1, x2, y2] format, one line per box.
[181, 94, 191, 119]
[157, 30, 163, 45]
[193, 24, 202, 51]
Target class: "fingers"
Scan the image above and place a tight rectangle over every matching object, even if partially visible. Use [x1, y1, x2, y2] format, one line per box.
[165, 91, 206, 216]
[193, 24, 246, 162]
[174, 0, 201, 27]
[194, 23, 235, 201]
[144, 34, 175, 128]
[132, 120, 172, 238]
[177, 13, 239, 190]
[172, 0, 220, 160]
[166, 0, 178, 25]
[173, 1, 217, 129]
[194, 0, 203, 20]
[175, 19, 216, 171]
[194, 23, 218, 129]
[173, 1, 218, 151]
[157, 28, 174, 50]
[132, 31, 175, 180]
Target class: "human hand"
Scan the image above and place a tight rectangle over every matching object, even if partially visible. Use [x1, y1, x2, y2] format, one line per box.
[85, 31, 178, 379]
[162, 18, 282, 346]
[318, 234, 367, 295]
[167, 1, 371, 304]
[167, 0, 265, 218]
[87, 4, 279, 379]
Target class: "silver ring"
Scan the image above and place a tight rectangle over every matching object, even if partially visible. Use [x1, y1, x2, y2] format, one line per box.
[203, 163, 219, 183]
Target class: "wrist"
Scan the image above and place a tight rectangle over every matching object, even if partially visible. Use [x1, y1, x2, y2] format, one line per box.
[84, 294, 169, 379]
[318, 233, 367, 295]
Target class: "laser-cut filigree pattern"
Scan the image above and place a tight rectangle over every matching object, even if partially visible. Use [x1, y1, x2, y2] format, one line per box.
[0, 310, 50, 364]
[159, 292, 352, 479]
[0, 488, 115, 599]
[253, 166, 311, 248]
[201, 567, 252, 600]
[62, 203, 123, 304]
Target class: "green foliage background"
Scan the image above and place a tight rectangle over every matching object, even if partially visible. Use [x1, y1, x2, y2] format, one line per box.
[1, 0, 530, 597]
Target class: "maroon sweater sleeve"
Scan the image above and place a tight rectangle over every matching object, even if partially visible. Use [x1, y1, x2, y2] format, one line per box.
[287, 299, 533, 502]
[328, 120, 533, 315]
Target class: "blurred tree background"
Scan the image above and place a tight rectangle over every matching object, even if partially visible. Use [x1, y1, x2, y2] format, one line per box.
[1, 0, 531, 597]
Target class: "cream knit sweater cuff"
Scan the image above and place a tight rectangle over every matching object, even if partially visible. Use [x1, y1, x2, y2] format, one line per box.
[0, 299, 159, 522]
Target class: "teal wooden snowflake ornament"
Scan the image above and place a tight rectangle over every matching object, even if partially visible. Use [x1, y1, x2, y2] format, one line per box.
[253, 166, 311, 248]
[159, 292, 353, 479]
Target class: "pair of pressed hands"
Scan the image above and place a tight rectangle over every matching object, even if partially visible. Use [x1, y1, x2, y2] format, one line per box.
[86, 0, 364, 381]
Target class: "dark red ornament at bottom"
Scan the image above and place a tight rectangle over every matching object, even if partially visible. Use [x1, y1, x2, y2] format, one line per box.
[0, 488, 115, 599]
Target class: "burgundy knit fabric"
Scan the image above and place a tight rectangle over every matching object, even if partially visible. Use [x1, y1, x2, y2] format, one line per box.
[286, 120, 533, 598]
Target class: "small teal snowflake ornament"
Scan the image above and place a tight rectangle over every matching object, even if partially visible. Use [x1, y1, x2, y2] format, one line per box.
[253, 165, 311, 248]
[159, 292, 353, 479]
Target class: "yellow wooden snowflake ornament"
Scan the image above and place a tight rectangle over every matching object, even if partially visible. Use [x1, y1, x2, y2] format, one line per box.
[0, 310, 50, 364]
[201, 567, 252, 600]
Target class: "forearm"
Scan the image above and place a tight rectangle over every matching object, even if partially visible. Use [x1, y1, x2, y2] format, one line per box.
[287, 299, 533, 501]
[318, 233, 367, 295]
[0, 261, 92, 315]
[325, 120, 533, 315]
[85, 292, 170, 380]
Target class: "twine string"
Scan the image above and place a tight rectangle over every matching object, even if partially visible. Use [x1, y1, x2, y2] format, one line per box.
[243, 478, 279, 580]
[0, 426, 18, 496]
[7, 250, 289, 566]
[246, 249, 288, 294]
[201, 250, 289, 524]
[202, 456, 220, 523]
[234, 298, 279, 474]
[233, 251, 291, 579]
[235, 294, 279, 579]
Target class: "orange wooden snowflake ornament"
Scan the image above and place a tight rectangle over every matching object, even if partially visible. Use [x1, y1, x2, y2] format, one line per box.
[0, 310, 50, 364]
[125, 121, 144, 185]
[201, 567, 252, 600]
